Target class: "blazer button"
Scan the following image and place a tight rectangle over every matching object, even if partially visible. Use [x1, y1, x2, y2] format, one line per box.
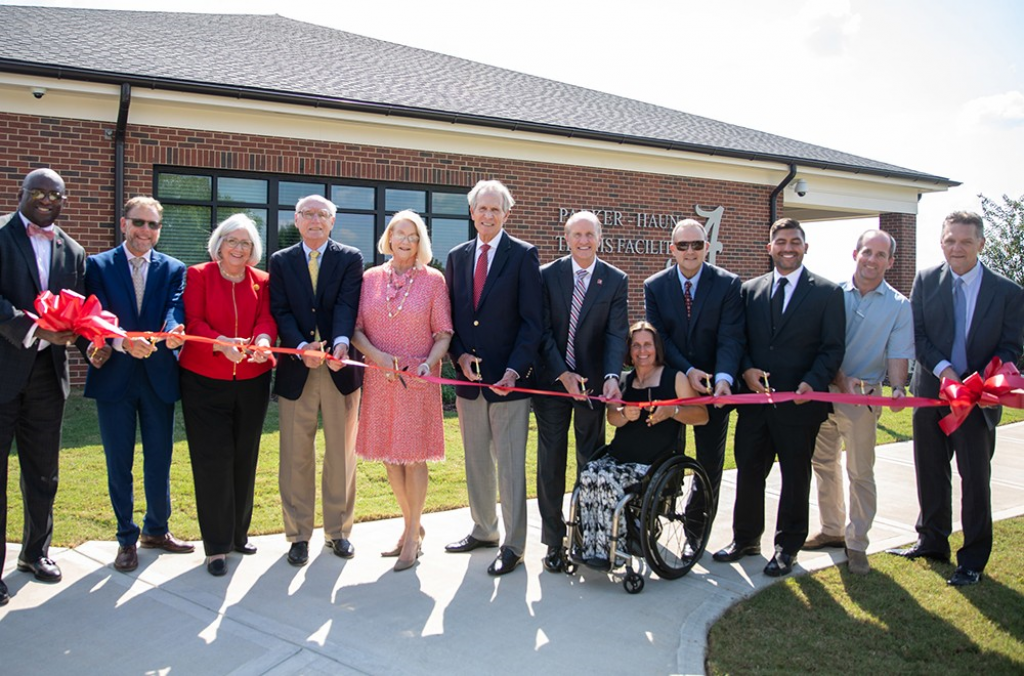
[473, 320, 479, 326]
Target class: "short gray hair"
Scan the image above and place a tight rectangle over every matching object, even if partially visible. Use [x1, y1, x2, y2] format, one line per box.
[208, 213, 263, 266]
[671, 219, 706, 241]
[295, 194, 337, 217]
[564, 210, 602, 238]
[468, 180, 515, 212]
[378, 210, 433, 266]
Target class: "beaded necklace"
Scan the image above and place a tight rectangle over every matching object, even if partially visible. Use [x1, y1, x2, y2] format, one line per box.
[386, 263, 417, 318]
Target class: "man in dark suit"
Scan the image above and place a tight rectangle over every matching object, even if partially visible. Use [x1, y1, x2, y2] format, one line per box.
[644, 218, 744, 528]
[444, 179, 543, 576]
[712, 218, 845, 577]
[887, 211, 1024, 586]
[534, 211, 628, 573]
[84, 196, 193, 573]
[270, 194, 363, 566]
[0, 168, 86, 603]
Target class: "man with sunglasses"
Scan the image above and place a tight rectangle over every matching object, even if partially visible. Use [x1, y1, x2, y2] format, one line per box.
[83, 196, 193, 573]
[0, 168, 86, 603]
[644, 219, 744, 531]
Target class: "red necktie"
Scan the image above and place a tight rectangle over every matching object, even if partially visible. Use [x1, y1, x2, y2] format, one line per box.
[684, 280, 693, 319]
[28, 223, 55, 241]
[473, 243, 490, 309]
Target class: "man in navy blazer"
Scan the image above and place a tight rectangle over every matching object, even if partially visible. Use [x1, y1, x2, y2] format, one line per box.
[0, 168, 86, 601]
[887, 211, 1024, 586]
[84, 196, 193, 572]
[535, 211, 628, 573]
[644, 219, 744, 528]
[444, 180, 543, 576]
[713, 218, 845, 577]
[270, 194, 364, 566]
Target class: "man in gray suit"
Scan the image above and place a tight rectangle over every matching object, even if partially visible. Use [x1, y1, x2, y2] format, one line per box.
[534, 211, 628, 573]
[0, 169, 86, 604]
[887, 211, 1024, 586]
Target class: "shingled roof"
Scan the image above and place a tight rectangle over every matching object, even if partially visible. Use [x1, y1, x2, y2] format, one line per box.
[0, 6, 954, 185]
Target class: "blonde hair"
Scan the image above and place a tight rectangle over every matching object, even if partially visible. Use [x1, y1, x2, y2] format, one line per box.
[378, 210, 433, 266]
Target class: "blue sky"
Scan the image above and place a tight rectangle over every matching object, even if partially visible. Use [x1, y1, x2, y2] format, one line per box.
[6, 0, 1022, 278]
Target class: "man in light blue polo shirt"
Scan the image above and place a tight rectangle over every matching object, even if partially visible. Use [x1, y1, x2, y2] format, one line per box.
[804, 229, 914, 574]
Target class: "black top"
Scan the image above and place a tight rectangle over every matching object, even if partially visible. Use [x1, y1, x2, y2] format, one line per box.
[606, 367, 681, 464]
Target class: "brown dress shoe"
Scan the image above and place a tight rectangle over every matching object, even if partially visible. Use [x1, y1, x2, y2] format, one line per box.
[139, 532, 195, 554]
[114, 544, 139, 572]
[846, 549, 870, 575]
[802, 532, 846, 550]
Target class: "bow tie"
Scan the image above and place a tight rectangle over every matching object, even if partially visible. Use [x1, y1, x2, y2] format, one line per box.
[28, 223, 55, 241]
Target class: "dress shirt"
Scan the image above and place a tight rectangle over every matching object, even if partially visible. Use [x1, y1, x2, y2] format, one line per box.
[932, 262, 983, 379]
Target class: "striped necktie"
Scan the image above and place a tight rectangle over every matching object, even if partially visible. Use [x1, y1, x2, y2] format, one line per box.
[565, 269, 588, 371]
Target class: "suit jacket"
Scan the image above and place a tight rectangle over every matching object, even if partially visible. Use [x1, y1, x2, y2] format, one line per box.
[910, 262, 1024, 428]
[82, 246, 185, 403]
[445, 231, 543, 402]
[537, 256, 629, 388]
[644, 262, 744, 381]
[0, 211, 86, 403]
[739, 267, 846, 426]
[270, 239, 364, 399]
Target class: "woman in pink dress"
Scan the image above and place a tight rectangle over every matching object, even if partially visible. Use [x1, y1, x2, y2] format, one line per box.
[353, 210, 452, 572]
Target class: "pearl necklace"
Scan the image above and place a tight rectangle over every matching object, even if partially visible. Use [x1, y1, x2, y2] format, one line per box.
[386, 264, 417, 318]
[218, 262, 246, 283]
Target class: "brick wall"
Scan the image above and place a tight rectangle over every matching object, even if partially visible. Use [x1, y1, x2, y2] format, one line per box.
[879, 212, 917, 297]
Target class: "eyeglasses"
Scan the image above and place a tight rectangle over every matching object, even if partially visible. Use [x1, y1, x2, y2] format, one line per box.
[224, 238, 254, 251]
[127, 218, 162, 230]
[392, 234, 420, 244]
[673, 240, 706, 251]
[298, 209, 332, 221]
[28, 189, 66, 202]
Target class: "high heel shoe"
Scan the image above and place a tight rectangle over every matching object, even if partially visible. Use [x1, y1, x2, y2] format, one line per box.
[381, 525, 426, 557]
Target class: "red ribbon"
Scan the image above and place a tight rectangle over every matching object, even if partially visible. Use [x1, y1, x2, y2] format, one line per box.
[939, 357, 1024, 435]
[28, 290, 126, 346]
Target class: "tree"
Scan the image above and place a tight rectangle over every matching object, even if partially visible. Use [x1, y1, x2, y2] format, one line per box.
[978, 193, 1024, 288]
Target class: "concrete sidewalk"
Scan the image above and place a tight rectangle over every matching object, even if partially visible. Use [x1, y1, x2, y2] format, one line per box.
[3, 422, 1023, 675]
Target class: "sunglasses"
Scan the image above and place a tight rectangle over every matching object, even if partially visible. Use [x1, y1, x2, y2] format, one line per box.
[673, 240, 705, 251]
[28, 189, 66, 202]
[127, 218, 162, 230]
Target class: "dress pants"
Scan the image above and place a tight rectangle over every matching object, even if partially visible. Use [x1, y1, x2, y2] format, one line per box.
[456, 395, 530, 556]
[912, 404, 996, 571]
[96, 368, 176, 547]
[278, 365, 360, 542]
[0, 349, 64, 571]
[811, 384, 882, 552]
[732, 406, 820, 555]
[683, 404, 731, 528]
[533, 391, 605, 546]
[181, 368, 271, 557]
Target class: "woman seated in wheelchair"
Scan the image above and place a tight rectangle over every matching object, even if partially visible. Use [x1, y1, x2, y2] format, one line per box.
[578, 321, 707, 569]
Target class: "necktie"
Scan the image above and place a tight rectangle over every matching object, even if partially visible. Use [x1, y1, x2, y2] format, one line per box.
[951, 277, 968, 376]
[309, 250, 321, 341]
[130, 257, 145, 312]
[565, 269, 588, 371]
[473, 243, 490, 309]
[771, 277, 787, 333]
[683, 280, 693, 320]
[28, 223, 55, 241]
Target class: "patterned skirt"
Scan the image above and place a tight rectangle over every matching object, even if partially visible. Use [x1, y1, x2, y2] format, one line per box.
[578, 456, 650, 561]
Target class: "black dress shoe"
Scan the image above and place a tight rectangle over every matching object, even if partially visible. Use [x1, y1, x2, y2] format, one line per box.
[712, 541, 761, 563]
[487, 547, 523, 576]
[885, 544, 950, 563]
[764, 551, 795, 577]
[17, 557, 62, 583]
[0, 580, 9, 606]
[542, 545, 565, 573]
[287, 541, 309, 566]
[234, 542, 257, 555]
[326, 538, 355, 559]
[947, 566, 982, 587]
[445, 534, 499, 553]
[207, 557, 228, 577]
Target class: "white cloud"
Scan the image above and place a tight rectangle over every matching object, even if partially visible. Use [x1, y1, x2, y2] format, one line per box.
[961, 91, 1024, 128]
[798, 0, 862, 58]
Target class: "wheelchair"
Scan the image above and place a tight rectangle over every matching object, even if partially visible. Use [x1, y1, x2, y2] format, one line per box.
[562, 448, 714, 594]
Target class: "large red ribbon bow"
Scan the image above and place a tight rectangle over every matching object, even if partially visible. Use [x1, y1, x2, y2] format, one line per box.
[939, 357, 1024, 435]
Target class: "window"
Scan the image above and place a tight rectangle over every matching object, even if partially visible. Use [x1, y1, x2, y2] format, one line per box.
[154, 168, 472, 270]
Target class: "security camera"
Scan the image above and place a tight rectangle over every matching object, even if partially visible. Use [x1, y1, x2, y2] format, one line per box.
[31, 87, 46, 99]
[794, 179, 808, 197]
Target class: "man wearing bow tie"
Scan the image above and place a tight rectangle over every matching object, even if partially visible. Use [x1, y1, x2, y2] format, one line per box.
[0, 168, 86, 604]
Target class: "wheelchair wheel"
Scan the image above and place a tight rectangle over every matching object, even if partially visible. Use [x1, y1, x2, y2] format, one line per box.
[623, 571, 645, 594]
[640, 455, 712, 580]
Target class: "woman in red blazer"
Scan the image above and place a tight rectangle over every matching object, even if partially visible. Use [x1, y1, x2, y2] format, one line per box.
[179, 214, 277, 577]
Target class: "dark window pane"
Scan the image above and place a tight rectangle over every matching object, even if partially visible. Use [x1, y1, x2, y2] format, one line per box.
[157, 174, 211, 201]
[158, 205, 212, 268]
[430, 218, 471, 269]
[280, 181, 325, 208]
[433, 192, 468, 215]
[278, 209, 302, 250]
[385, 188, 425, 213]
[216, 208, 268, 269]
[217, 177, 267, 204]
[332, 185, 375, 211]
[335, 213, 375, 262]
